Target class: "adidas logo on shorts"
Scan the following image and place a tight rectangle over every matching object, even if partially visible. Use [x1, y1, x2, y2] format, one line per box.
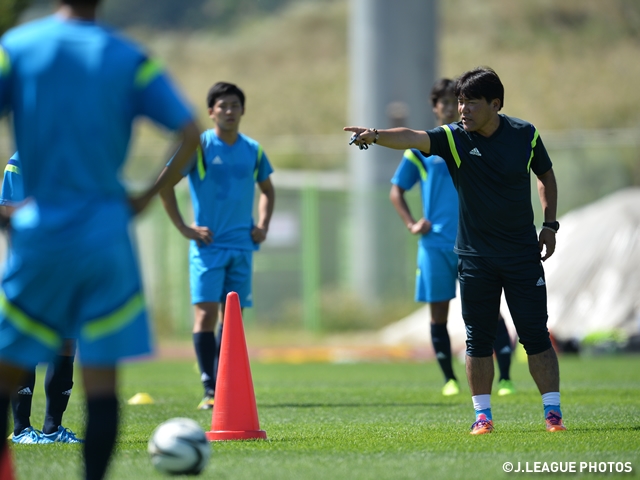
[536, 277, 546, 286]
[17, 387, 32, 395]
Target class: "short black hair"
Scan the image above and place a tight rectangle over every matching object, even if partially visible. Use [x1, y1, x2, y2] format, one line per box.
[454, 67, 504, 110]
[206, 82, 245, 109]
[430, 78, 455, 107]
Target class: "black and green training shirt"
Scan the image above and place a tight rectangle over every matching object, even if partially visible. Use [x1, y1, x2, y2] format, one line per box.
[426, 114, 553, 257]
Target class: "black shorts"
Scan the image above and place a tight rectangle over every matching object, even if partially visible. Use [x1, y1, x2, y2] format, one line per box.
[458, 253, 552, 357]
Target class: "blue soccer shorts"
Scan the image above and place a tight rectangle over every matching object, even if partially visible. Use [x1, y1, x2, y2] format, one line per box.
[189, 246, 253, 307]
[415, 245, 458, 303]
[0, 232, 152, 369]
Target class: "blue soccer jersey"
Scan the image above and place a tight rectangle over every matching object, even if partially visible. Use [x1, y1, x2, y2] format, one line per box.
[0, 152, 23, 205]
[0, 15, 194, 249]
[183, 130, 273, 251]
[0, 14, 196, 367]
[391, 149, 458, 249]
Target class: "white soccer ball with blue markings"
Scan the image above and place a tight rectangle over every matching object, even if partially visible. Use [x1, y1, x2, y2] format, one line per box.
[148, 418, 210, 475]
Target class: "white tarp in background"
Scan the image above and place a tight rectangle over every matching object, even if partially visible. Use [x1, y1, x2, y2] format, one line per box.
[378, 187, 640, 349]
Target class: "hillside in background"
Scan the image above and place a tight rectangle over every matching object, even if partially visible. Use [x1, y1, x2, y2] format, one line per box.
[124, 0, 640, 134]
[10, 0, 640, 176]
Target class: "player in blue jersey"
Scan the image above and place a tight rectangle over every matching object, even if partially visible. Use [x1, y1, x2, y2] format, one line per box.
[346, 67, 564, 435]
[160, 82, 275, 410]
[0, 1, 201, 478]
[1, 153, 82, 444]
[390, 78, 515, 398]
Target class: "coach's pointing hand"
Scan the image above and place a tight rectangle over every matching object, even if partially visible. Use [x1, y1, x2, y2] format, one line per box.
[344, 127, 377, 149]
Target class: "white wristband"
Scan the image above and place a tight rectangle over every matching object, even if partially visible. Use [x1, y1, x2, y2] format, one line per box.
[541, 225, 557, 234]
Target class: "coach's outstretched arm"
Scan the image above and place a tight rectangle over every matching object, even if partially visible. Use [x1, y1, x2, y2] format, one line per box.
[343, 126, 432, 153]
[130, 119, 201, 215]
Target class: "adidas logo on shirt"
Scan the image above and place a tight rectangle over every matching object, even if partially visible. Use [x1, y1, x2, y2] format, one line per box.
[536, 277, 546, 286]
[17, 387, 32, 395]
[212, 156, 223, 165]
[469, 148, 482, 156]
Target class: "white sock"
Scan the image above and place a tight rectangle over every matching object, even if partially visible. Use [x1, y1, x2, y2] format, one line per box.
[472, 394, 491, 412]
[542, 391, 561, 407]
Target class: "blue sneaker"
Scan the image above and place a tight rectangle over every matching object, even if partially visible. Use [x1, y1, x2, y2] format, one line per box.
[11, 427, 53, 444]
[42, 426, 84, 443]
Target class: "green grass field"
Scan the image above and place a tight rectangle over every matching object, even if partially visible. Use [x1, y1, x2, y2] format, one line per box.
[11, 354, 640, 479]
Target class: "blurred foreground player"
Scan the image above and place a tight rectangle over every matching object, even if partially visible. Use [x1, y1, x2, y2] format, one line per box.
[0, 1, 201, 478]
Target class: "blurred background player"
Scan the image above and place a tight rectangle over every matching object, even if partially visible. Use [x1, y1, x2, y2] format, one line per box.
[0, 0, 201, 478]
[389, 78, 515, 397]
[0, 153, 82, 444]
[160, 81, 275, 410]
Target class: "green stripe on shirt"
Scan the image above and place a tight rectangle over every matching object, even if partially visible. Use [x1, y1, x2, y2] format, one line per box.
[442, 125, 462, 168]
[0, 47, 10, 76]
[4, 165, 20, 175]
[196, 147, 206, 180]
[134, 58, 163, 88]
[527, 129, 539, 173]
[403, 149, 427, 181]
[254, 144, 263, 181]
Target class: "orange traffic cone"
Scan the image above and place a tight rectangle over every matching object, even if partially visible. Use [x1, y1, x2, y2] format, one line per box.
[0, 444, 15, 480]
[206, 292, 266, 441]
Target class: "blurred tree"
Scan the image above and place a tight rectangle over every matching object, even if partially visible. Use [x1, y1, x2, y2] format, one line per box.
[0, 0, 32, 34]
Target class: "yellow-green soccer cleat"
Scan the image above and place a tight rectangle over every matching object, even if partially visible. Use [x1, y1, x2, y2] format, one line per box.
[470, 414, 494, 435]
[545, 410, 566, 432]
[442, 379, 460, 396]
[497, 379, 516, 396]
[197, 393, 215, 410]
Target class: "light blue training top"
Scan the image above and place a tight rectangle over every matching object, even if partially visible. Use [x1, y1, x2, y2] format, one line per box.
[391, 148, 459, 249]
[0, 14, 195, 252]
[181, 130, 274, 252]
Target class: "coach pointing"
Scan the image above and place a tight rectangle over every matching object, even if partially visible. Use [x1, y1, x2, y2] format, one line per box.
[345, 67, 565, 434]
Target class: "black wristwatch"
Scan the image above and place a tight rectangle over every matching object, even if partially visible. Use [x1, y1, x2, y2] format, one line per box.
[542, 221, 560, 233]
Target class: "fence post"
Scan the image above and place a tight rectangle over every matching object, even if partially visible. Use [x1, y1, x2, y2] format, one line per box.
[301, 182, 321, 331]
